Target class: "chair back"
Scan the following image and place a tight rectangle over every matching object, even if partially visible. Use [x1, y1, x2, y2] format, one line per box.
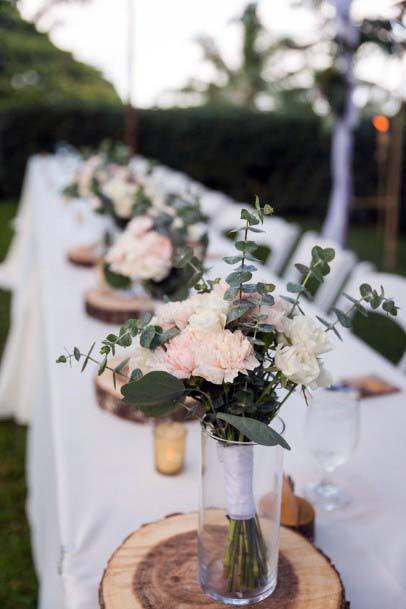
[283, 231, 356, 312]
[336, 262, 406, 372]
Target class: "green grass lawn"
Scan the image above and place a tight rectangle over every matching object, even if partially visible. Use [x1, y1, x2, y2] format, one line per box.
[0, 201, 38, 609]
[0, 200, 404, 607]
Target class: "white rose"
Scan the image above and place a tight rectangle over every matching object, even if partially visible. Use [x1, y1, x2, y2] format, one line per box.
[188, 283, 230, 332]
[188, 308, 227, 332]
[275, 344, 321, 386]
[283, 316, 331, 356]
[102, 177, 137, 219]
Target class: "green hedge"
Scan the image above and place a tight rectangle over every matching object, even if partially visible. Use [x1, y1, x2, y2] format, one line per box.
[1, 103, 402, 225]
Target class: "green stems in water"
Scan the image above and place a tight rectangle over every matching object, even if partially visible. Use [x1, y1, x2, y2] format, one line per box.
[223, 515, 268, 593]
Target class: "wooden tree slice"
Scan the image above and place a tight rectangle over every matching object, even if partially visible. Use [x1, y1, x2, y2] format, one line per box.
[67, 243, 101, 267]
[85, 287, 156, 324]
[95, 356, 193, 424]
[100, 512, 348, 609]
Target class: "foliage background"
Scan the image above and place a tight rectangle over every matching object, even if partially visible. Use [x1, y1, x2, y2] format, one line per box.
[1, 104, 402, 226]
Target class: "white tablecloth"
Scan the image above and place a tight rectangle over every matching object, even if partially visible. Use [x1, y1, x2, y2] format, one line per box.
[3, 156, 406, 609]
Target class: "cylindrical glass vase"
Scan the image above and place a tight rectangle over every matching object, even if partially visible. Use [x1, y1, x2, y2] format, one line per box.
[198, 420, 285, 606]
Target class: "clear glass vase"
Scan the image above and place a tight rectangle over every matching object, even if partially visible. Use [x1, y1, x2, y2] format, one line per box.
[198, 419, 285, 606]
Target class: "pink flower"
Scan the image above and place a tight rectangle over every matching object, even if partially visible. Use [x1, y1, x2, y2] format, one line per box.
[127, 216, 153, 237]
[105, 217, 173, 282]
[155, 300, 197, 330]
[161, 331, 199, 379]
[263, 297, 291, 333]
[193, 329, 259, 384]
[160, 328, 259, 385]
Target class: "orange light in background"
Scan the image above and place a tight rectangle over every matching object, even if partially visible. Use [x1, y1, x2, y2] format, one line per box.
[372, 115, 390, 133]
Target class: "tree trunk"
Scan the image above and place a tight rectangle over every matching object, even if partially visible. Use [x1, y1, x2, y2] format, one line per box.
[322, 0, 358, 246]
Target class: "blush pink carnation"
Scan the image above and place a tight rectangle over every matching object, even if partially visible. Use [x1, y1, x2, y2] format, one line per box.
[193, 329, 259, 384]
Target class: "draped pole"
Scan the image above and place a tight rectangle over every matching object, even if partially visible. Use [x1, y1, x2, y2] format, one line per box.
[124, 0, 137, 151]
[322, 0, 359, 246]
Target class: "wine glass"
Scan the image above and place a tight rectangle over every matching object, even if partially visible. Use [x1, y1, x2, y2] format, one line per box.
[305, 388, 360, 511]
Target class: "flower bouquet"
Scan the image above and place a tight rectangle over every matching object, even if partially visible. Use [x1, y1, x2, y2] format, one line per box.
[102, 192, 208, 302]
[58, 199, 398, 604]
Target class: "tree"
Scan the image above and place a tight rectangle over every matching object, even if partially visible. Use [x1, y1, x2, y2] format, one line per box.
[176, 2, 312, 113]
[0, 2, 120, 107]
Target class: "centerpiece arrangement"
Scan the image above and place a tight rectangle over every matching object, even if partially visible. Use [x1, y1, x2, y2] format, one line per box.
[62, 140, 135, 266]
[58, 199, 398, 605]
[85, 188, 208, 324]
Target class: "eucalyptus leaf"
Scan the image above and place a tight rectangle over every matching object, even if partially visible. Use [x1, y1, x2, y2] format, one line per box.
[235, 240, 258, 253]
[226, 270, 253, 286]
[217, 413, 290, 450]
[223, 255, 243, 265]
[332, 308, 353, 328]
[121, 371, 185, 415]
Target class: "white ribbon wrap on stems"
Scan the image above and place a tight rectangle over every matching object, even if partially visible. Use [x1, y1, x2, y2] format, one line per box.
[218, 443, 256, 520]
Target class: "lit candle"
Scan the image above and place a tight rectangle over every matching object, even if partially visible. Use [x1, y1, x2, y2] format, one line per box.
[154, 422, 187, 475]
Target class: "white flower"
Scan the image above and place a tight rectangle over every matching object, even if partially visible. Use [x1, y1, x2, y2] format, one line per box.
[77, 155, 103, 197]
[283, 316, 332, 356]
[101, 176, 137, 219]
[188, 283, 230, 332]
[274, 344, 322, 386]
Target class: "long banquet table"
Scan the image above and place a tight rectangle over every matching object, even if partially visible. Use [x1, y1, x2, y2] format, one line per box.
[8, 155, 406, 609]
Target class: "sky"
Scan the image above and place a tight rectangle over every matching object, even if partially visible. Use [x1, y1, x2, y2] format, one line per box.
[19, 0, 400, 108]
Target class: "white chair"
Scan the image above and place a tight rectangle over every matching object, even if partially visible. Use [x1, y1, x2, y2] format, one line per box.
[283, 231, 357, 312]
[336, 262, 406, 373]
[199, 191, 235, 219]
[215, 204, 299, 275]
[255, 216, 299, 275]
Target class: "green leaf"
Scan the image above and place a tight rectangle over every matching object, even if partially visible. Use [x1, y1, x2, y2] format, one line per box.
[117, 333, 132, 347]
[224, 286, 239, 300]
[226, 270, 253, 286]
[257, 323, 275, 333]
[235, 240, 258, 253]
[139, 312, 153, 327]
[316, 315, 331, 329]
[106, 333, 117, 343]
[216, 413, 290, 450]
[287, 282, 306, 294]
[103, 264, 131, 290]
[121, 371, 185, 415]
[73, 347, 81, 362]
[323, 248, 335, 262]
[226, 302, 255, 324]
[360, 283, 372, 299]
[263, 204, 274, 215]
[98, 357, 108, 376]
[158, 327, 181, 344]
[223, 255, 243, 265]
[130, 368, 143, 381]
[256, 282, 275, 294]
[295, 263, 309, 275]
[114, 357, 130, 375]
[332, 308, 353, 328]
[81, 342, 95, 372]
[241, 209, 260, 225]
[56, 355, 67, 363]
[140, 326, 157, 349]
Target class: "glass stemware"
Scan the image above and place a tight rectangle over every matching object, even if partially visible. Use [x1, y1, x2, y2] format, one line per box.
[305, 388, 360, 511]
